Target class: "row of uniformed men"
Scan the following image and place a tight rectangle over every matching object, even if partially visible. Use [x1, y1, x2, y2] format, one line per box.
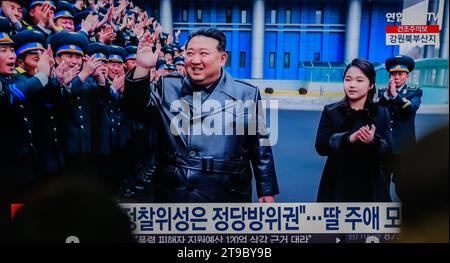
[1, 0, 140, 47]
[0, 18, 155, 203]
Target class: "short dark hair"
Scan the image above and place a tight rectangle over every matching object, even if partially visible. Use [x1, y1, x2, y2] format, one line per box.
[343, 58, 377, 104]
[185, 27, 226, 52]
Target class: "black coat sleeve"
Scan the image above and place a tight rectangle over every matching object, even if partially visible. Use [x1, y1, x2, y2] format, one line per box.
[251, 88, 279, 197]
[315, 106, 351, 156]
[122, 68, 154, 122]
[371, 107, 392, 156]
[377, 90, 390, 107]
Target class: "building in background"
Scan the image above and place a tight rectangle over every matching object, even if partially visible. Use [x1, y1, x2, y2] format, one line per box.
[135, 0, 449, 104]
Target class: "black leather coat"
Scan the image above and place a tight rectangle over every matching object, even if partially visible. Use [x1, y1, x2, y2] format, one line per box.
[123, 69, 279, 202]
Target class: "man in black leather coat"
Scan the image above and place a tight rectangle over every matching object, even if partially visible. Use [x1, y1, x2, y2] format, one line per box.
[123, 28, 279, 203]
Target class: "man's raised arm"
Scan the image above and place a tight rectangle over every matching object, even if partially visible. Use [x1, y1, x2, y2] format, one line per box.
[133, 31, 161, 79]
[123, 31, 161, 120]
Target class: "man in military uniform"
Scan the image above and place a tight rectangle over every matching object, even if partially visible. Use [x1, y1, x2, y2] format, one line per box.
[121, 10, 139, 47]
[53, 0, 75, 32]
[13, 29, 46, 76]
[378, 55, 423, 200]
[124, 44, 137, 72]
[1, 0, 34, 33]
[123, 28, 279, 203]
[1, 1, 23, 21]
[0, 22, 52, 203]
[26, 0, 57, 37]
[13, 29, 64, 181]
[0, 13, 16, 241]
[173, 56, 186, 76]
[162, 45, 174, 64]
[94, 44, 131, 195]
[104, 44, 152, 200]
[107, 45, 126, 87]
[123, 44, 157, 201]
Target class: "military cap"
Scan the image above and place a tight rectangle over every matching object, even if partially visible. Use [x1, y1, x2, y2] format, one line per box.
[49, 31, 89, 57]
[166, 63, 176, 71]
[162, 46, 174, 56]
[88, 42, 109, 62]
[173, 56, 185, 65]
[12, 29, 46, 56]
[155, 59, 167, 71]
[28, 0, 56, 9]
[54, 0, 74, 20]
[108, 45, 126, 63]
[385, 55, 415, 73]
[0, 32, 13, 46]
[124, 45, 137, 61]
[0, 16, 13, 46]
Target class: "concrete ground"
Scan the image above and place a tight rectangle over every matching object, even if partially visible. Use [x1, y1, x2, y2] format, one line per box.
[254, 109, 449, 202]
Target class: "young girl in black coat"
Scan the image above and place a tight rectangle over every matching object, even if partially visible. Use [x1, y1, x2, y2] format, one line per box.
[315, 58, 392, 202]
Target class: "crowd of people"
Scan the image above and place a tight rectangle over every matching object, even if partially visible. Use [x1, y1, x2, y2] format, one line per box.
[1, 0, 431, 199]
[0, 0, 281, 241]
[0, 1, 427, 204]
[1, 0, 447, 244]
[0, 0, 188, 205]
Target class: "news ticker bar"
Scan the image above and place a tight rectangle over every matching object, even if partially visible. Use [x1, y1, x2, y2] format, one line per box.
[133, 233, 401, 244]
[120, 203, 401, 234]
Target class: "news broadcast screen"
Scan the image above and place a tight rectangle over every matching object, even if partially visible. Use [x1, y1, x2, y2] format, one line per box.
[0, 0, 448, 252]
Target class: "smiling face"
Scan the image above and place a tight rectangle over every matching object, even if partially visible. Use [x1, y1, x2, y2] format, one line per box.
[344, 66, 373, 103]
[185, 35, 227, 87]
[56, 52, 83, 68]
[0, 45, 17, 75]
[107, 61, 125, 78]
[56, 17, 75, 32]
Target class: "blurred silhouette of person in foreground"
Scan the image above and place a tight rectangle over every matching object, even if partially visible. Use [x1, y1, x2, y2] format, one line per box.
[7, 177, 134, 243]
[398, 125, 448, 243]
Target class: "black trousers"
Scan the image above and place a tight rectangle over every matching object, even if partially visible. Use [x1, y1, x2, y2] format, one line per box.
[96, 153, 126, 196]
[383, 154, 405, 201]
